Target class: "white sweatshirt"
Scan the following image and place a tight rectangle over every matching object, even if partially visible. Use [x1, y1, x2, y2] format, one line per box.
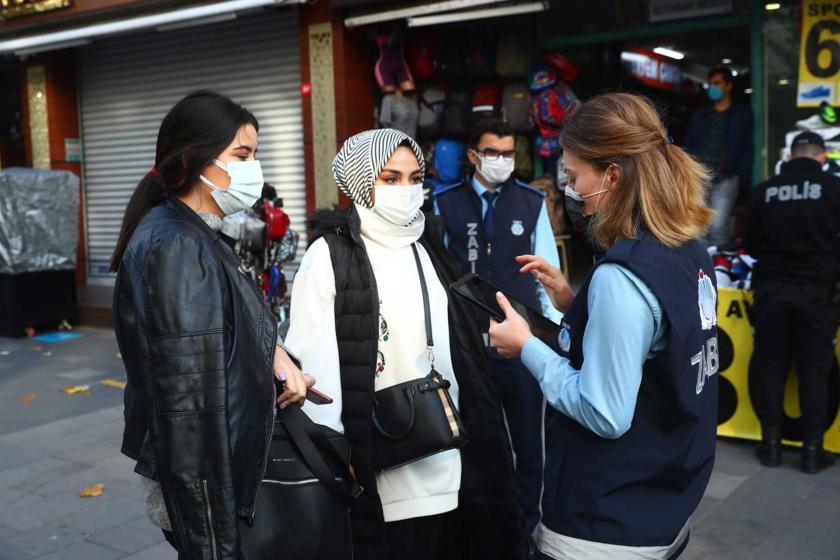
[284, 205, 461, 522]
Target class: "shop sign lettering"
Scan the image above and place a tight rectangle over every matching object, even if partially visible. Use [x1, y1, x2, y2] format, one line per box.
[0, 0, 71, 19]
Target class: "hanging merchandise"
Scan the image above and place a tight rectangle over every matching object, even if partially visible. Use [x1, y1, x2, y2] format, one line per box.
[442, 90, 472, 138]
[531, 64, 579, 160]
[502, 82, 533, 133]
[418, 87, 447, 139]
[514, 134, 535, 182]
[540, 52, 579, 84]
[432, 138, 466, 184]
[436, 36, 468, 81]
[466, 31, 496, 79]
[380, 92, 420, 138]
[496, 31, 534, 79]
[263, 200, 290, 241]
[406, 32, 436, 80]
[528, 61, 558, 92]
[374, 30, 415, 93]
[471, 83, 502, 124]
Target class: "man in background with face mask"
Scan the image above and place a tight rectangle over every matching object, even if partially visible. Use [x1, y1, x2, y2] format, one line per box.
[435, 118, 561, 536]
[685, 66, 753, 248]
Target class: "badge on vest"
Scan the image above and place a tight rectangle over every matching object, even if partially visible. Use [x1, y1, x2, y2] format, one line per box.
[511, 220, 525, 236]
[558, 328, 571, 353]
[698, 269, 717, 331]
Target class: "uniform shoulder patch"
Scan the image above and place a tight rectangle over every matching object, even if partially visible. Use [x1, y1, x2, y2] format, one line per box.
[432, 180, 464, 197]
[514, 179, 547, 197]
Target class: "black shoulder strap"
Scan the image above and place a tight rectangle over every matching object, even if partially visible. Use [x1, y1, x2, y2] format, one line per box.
[411, 243, 434, 351]
[278, 405, 362, 506]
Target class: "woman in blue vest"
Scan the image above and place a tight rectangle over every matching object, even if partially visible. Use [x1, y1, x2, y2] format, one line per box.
[489, 93, 719, 560]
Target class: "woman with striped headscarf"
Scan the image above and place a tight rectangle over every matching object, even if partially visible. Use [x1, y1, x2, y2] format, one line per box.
[284, 129, 528, 560]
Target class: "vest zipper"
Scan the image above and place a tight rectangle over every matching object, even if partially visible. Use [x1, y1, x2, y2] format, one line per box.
[201, 479, 219, 560]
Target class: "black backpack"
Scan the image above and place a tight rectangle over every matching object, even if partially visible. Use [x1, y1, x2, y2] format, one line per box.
[442, 90, 471, 138]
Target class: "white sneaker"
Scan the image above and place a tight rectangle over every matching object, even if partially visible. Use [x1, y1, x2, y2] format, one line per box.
[796, 113, 832, 130]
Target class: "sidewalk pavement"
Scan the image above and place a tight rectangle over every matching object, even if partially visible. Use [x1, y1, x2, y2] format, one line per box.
[1, 327, 839, 559]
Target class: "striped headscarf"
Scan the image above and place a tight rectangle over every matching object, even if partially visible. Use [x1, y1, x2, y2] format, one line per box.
[332, 128, 425, 209]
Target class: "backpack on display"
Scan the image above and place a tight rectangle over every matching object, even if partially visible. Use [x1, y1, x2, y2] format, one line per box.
[514, 134, 534, 181]
[418, 87, 446, 139]
[535, 135, 562, 159]
[442, 91, 471, 138]
[471, 83, 502, 123]
[541, 53, 579, 84]
[502, 83, 533, 132]
[433, 138, 466, 183]
[437, 38, 467, 80]
[406, 33, 436, 80]
[466, 32, 496, 78]
[496, 31, 534, 78]
[532, 81, 579, 138]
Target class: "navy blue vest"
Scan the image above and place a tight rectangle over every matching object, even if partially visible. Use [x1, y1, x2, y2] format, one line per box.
[435, 177, 544, 310]
[543, 233, 718, 547]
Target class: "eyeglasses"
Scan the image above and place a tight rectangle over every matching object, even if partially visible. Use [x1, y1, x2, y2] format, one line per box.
[475, 148, 515, 161]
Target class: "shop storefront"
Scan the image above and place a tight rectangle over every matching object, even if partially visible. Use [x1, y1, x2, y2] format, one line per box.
[328, 0, 840, 447]
[0, 0, 309, 285]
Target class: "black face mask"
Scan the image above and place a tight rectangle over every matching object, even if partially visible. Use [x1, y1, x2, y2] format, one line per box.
[564, 185, 589, 232]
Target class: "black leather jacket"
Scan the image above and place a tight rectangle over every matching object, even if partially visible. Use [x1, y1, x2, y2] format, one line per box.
[115, 197, 277, 559]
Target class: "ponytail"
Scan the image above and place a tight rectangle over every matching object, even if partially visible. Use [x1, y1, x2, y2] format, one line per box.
[109, 172, 165, 271]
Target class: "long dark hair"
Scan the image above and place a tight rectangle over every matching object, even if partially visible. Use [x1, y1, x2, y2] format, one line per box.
[109, 90, 259, 271]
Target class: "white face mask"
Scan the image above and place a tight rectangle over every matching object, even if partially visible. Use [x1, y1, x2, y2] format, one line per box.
[199, 159, 264, 215]
[372, 184, 424, 226]
[476, 154, 515, 185]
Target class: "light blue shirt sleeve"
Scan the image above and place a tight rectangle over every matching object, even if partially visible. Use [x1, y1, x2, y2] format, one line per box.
[520, 264, 666, 439]
[531, 201, 563, 323]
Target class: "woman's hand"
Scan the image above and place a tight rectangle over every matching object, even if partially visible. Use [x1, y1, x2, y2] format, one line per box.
[516, 254, 574, 311]
[274, 347, 316, 409]
[488, 292, 534, 359]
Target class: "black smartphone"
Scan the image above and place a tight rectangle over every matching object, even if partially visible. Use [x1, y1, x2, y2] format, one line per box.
[450, 273, 506, 322]
[450, 273, 561, 353]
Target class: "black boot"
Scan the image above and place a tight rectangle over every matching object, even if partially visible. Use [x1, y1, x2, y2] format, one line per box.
[755, 424, 782, 467]
[801, 433, 835, 474]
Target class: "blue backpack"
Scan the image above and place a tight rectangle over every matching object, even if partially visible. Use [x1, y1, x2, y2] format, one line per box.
[433, 139, 466, 183]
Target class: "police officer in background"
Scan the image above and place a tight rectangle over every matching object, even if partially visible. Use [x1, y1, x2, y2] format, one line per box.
[745, 131, 840, 474]
[435, 118, 561, 535]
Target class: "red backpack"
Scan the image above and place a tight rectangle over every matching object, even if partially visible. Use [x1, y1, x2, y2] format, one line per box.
[472, 83, 502, 122]
[531, 81, 579, 138]
[406, 33, 436, 80]
[263, 201, 290, 241]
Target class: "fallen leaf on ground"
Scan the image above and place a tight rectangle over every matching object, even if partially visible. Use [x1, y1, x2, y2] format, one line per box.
[19, 395, 37, 404]
[100, 379, 127, 390]
[32, 346, 42, 352]
[62, 385, 91, 395]
[42, 352, 52, 357]
[80, 483, 104, 498]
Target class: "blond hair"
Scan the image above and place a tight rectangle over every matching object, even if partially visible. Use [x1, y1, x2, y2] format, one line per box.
[560, 93, 713, 249]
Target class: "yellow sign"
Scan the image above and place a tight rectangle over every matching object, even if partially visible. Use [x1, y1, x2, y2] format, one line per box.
[716, 288, 840, 452]
[797, 2, 840, 106]
[0, 0, 71, 19]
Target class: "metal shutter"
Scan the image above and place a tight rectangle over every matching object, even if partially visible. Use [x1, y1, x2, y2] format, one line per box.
[79, 9, 305, 282]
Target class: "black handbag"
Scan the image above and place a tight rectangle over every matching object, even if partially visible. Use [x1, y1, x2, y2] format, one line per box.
[239, 404, 362, 560]
[371, 244, 468, 472]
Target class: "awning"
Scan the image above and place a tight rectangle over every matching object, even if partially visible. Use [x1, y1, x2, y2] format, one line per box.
[0, 0, 306, 56]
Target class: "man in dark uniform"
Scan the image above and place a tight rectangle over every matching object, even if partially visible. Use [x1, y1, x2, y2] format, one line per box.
[435, 118, 561, 534]
[745, 131, 840, 474]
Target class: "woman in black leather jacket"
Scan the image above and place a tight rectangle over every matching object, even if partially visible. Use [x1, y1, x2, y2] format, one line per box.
[110, 90, 314, 558]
